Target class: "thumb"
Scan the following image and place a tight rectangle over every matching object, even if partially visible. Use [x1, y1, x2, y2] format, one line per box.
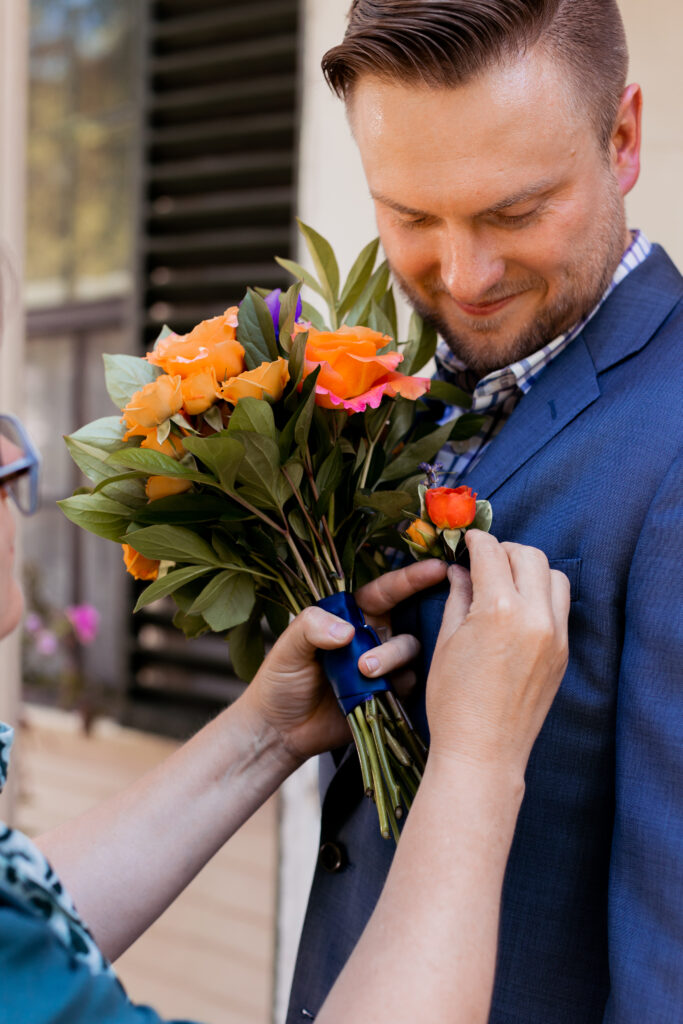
[266, 606, 355, 674]
[433, 564, 473, 658]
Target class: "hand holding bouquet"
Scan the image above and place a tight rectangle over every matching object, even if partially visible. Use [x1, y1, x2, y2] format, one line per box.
[61, 222, 491, 840]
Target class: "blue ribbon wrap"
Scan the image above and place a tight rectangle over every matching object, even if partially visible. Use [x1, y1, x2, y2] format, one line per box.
[317, 592, 391, 716]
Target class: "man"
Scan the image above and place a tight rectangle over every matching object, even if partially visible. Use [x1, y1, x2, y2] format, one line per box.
[287, 2, 683, 1022]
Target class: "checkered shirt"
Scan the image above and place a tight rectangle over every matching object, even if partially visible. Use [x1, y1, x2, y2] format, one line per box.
[434, 230, 652, 482]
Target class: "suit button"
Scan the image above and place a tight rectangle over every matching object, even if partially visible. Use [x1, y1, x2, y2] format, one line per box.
[319, 841, 347, 873]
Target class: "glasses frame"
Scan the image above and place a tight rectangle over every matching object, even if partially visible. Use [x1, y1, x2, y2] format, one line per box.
[0, 413, 41, 516]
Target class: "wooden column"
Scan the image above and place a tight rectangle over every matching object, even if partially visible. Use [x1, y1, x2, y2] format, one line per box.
[0, 0, 28, 825]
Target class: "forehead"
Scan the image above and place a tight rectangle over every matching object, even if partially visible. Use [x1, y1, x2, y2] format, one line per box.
[349, 52, 594, 211]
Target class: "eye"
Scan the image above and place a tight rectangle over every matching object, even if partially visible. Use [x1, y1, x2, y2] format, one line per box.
[494, 207, 540, 227]
[399, 215, 431, 230]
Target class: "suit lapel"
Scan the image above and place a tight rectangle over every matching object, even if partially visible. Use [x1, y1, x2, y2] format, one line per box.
[464, 334, 600, 500]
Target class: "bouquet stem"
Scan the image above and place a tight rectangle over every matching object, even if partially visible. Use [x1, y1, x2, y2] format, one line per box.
[347, 692, 425, 842]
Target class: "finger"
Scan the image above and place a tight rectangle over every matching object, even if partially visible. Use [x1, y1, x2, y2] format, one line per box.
[355, 559, 448, 616]
[465, 530, 515, 603]
[358, 633, 421, 678]
[433, 564, 472, 655]
[550, 568, 571, 638]
[500, 541, 552, 604]
[268, 607, 354, 670]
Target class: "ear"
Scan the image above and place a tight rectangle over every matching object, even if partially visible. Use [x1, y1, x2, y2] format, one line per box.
[611, 83, 642, 197]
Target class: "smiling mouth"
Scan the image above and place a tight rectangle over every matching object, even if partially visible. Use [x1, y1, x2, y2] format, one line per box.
[454, 293, 522, 317]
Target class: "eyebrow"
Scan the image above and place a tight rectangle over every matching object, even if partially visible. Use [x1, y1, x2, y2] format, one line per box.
[371, 178, 557, 219]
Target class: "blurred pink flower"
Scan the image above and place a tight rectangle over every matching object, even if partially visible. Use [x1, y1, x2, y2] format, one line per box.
[24, 612, 43, 634]
[66, 604, 100, 645]
[36, 630, 58, 656]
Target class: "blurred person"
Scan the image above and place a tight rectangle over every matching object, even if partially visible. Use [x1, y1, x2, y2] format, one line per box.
[0, 409, 569, 1022]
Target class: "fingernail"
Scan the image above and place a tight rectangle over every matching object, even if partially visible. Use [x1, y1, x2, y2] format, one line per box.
[329, 621, 354, 640]
[363, 656, 379, 675]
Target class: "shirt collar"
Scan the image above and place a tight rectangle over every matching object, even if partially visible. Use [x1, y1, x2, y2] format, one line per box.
[435, 230, 652, 410]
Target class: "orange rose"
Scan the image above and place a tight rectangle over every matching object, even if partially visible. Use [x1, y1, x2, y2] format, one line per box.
[181, 369, 219, 415]
[406, 519, 438, 549]
[218, 358, 290, 405]
[425, 486, 477, 530]
[147, 307, 245, 382]
[145, 476, 193, 502]
[138, 428, 185, 458]
[122, 375, 183, 440]
[122, 543, 159, 581]
[295, 324, 430, 413]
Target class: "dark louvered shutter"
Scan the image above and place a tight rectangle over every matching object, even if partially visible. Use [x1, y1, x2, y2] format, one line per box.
[124, 0, 300, 737]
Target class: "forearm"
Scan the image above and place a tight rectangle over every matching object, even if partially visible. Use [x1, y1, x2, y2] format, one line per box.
[318, 756, 525, 1024]
[35, 694, 296, 962]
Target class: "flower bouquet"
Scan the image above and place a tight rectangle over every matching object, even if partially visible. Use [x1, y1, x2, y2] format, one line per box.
[60, 221, 490, 840]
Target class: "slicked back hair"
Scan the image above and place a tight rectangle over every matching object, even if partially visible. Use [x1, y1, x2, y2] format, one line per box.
[323, 0, 629, 148]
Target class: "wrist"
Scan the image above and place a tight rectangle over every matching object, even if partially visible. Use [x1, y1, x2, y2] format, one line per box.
[227, 691, 304, 782]
[423, 750, 526, 817]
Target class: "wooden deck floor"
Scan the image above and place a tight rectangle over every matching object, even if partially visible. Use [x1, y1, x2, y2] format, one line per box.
[13, 705, 278, 1024]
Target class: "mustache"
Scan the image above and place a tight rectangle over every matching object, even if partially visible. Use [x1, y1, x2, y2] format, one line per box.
[425, 278, 542, 305]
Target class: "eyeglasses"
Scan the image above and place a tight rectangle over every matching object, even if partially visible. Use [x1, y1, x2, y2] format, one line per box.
[0, 414, 41, 516]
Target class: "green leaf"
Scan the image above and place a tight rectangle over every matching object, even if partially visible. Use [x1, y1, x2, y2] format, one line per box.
[156, 420, 171, 445]
[202, 405, 224, 432]
[227, 615, 266, 682]
[275, 256, 326, 300]
[353, 490, 414, 518]
[401, 314, 438, 375]
[315, 446, 344, 511]
[232, 431, 282, 508]
[293, 377, 319, 448]
[108, 447, 217, 486]
[380, 418, 455, 482]
[367, 300, 396, 343]
[182, 434, 245, 492]
[153, 324, 174, 347]
[471, 499, 493, 533]
[172, 610, 210, 639]
[264, 601, 290, 638]
[378, 289, 398, 339]
[442, 528, 464, 555]
[286, 329, 309, 395]
[226, 396, 277, 442]
[344, 261, 390, 327]
[278, 281, 303, 353]
[69, 416, 127, 452]
[133, 493, 232, 525]
[427, 378, 473, 409]
[337, 237, 380, 320]
[134, 566, 213, 611]
[123, 525, 221, 566]
[190, 572, 256, 632]
[103, 354, 161, 410]
[300, 300, 327, 331]
[236, 289, 279, 369]
[297, 218, 340, 306]
[449, 412, 486, 441]
[58, 493, 133, 541]
[383, 398, 416, 458]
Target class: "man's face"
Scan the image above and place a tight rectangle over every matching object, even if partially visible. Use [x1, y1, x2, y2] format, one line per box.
[350, 51, 631, 376]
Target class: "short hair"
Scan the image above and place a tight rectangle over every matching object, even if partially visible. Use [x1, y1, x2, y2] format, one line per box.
[322, 0, 629, 148]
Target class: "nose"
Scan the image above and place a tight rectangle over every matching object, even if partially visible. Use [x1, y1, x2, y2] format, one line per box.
[438, 226, 506, 304]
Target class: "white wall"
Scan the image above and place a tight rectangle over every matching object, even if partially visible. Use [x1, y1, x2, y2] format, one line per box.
[619, 0, 683, 267]
[0, 0, 28, 825]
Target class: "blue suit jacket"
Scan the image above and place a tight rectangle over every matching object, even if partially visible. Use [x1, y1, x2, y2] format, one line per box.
[287, 245, 683, 1023]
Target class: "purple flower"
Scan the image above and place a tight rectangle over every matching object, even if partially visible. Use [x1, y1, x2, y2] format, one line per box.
[24, 612, 43, 634]
[264, 288, 303, 337]
[36, 630, 59, 657]
[66, 604, 100, 645]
